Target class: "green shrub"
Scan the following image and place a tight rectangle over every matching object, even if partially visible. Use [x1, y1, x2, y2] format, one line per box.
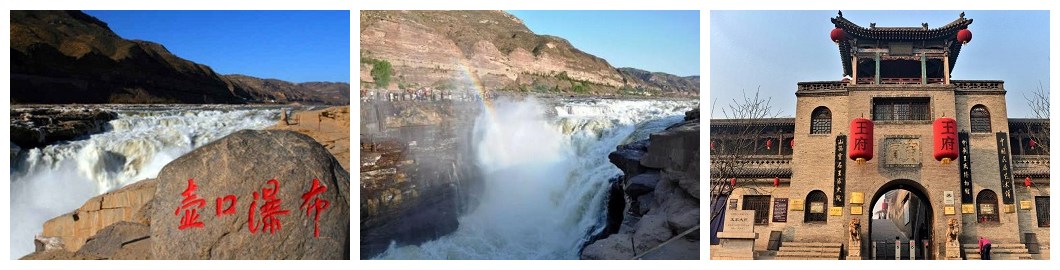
[370, 59, 392, 88]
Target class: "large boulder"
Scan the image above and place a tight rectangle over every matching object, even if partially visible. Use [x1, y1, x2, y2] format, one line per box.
[625, 171, 660, 198]
[580, 233, 634, 260]
[76, 222, 152, 259]
[151, 130, 350, 259]
[608, 139, 650, 179]
[639, 120, 699, 172]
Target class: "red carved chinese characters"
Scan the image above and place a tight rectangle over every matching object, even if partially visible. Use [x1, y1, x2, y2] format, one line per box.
[300, 178, 331, 238]
[248, 179, 290, 234]
[215, 195, 237, 217]
[174, 178, 206, 230]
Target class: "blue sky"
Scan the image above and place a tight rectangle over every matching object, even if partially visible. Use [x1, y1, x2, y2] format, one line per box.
[509, 10, 700, 77]
[711, 10, 1049, 118]
[85, 10, 351, 83]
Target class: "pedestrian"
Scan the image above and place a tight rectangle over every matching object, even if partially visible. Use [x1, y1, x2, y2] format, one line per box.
[978, 236, 992, 260]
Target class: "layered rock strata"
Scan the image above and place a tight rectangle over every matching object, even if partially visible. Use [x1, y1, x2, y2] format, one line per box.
[581, 108, 700, 260]
[10, 107, 117, 148]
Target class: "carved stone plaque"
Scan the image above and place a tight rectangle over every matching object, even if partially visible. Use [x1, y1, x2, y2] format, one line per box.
[883, 137, 922, 167]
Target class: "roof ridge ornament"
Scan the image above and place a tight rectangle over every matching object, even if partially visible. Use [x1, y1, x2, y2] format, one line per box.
[960, 12, 965, 19]
[838, 10, 843, 18]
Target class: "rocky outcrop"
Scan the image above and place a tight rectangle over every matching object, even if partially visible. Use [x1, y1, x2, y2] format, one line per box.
[75, 222, 152, 259]
[617, 68, 700, 96]
[32, 179, 155, 254]
[225, 75, 351, 105]
[23, 130, 351, 260]
[359, 10, 698, 97]
[269, 106, 351, 170]
[359, 101, 481, 259]
[581, 108, 700, 260]
[10, 107, 118, 148]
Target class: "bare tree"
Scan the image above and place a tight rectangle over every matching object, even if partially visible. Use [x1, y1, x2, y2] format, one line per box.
[709, 87, 783, 226]
[1023, 81, 1050, 156]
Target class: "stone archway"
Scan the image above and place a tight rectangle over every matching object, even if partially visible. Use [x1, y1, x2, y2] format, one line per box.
[867, 179, 935, 260]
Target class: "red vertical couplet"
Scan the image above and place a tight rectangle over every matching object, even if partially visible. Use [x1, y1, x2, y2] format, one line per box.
[248, 179, 291, 234]
[848, 118, 874, 163]
[215, 195, 237, 217]
[174, 178, 206, 230]
[933, 118, 959, 164]
[300, 178, 331, 238]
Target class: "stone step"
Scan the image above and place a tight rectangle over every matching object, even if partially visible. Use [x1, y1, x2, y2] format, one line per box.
[778, 247, 842, 253]
[962, 244, 1027, 249]
[963, 243, 1033, 260]
[965, 253, 1033, 260]
[781, 242, 843, 248]
[776, 251, 841, 258]
[774, 256, 842, 260]
[963, 247, 1030, 253]
[772, 242, 844, 260]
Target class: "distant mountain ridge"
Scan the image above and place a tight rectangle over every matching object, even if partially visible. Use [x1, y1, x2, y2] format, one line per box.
[10, 10, 349, 105]
[359, 10, 698, 97]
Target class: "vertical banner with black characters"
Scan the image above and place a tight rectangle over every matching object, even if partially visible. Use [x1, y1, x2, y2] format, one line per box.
[834, 135, 846, 207]
[996, 132, 1015, 204]
[958, 132, 974, 204]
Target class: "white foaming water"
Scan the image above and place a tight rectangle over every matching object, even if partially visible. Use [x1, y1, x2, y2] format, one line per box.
[9, 107, 280, 258]
[377, 98, 697, 259]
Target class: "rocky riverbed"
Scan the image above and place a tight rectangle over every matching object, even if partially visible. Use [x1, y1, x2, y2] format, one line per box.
[20, 107, 352, 260]
[10, 107, 117, 149]
[580, 108, 700, 260]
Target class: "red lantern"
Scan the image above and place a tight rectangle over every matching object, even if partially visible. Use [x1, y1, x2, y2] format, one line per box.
[830, 27, 846, 44]
[957, 29, 973, 44]
[1025, 177, 1032, 187]
[1030, 139, 1037, 149]
[730, 177, 737, 187]
[710, 140, 715, 150]
[849, 118, 874, 164]
[790, 139, 795, 148]
[773, 177, 780, 187]
[765, 138, 774, 150]
[933, 118, 959, 164]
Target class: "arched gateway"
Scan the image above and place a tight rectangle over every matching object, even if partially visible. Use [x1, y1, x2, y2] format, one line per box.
[867, 180, 934, 260]
[710, 11, 1050, 260]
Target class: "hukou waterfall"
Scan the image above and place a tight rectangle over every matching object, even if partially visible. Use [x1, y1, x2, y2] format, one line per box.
[9, 106, 283, 258]
[376, 97, 697, 259]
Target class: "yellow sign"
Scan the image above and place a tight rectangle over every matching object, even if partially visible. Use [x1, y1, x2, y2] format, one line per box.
[829, 207, 844, 216]
[962, 204, 975, 214]
[850, 206, 863, 215]
[791, 199, 804, 211]
[811, 202, 826, 214]
[850, 192, 864, 204]
[1020, 200, 1032, 210]
[944, 206, 956, 215]
[1004, 204, 1016, 213]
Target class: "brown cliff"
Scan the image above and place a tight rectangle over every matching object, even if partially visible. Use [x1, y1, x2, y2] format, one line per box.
[359, 10, 698, 97]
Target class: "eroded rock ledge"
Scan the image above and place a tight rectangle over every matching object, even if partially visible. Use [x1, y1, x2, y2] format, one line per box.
[10, 107, 117, 149]
[581, 108, 700, 260]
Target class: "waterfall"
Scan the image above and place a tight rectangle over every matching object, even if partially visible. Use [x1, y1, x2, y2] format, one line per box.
[376, 98, 697, 259]
[9, 106, 282, 258]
